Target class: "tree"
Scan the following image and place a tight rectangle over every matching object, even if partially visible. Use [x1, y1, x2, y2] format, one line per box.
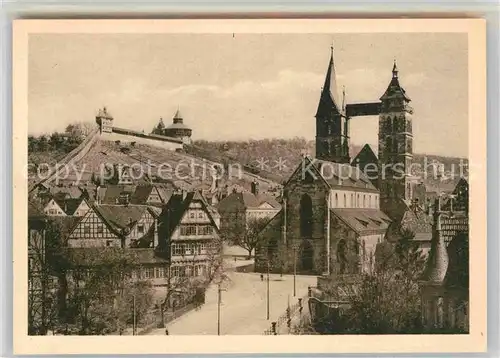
[344, 232, 426, 334]
[221, 216, 269, 259]
[58, 248, 154, 335]
[241, 217, 270, 259]
[37, 135, 48, 152]
[313, 232, 426, 334]
[28, 218, 59, 335]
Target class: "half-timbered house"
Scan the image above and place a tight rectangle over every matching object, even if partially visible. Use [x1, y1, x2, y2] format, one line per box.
[157, 191, 221, 279]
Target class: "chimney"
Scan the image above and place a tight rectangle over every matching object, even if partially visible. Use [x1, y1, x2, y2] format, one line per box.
[251, 181, 259, 196]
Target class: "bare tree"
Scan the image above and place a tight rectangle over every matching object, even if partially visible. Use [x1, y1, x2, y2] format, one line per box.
[221, 216, 269, 259]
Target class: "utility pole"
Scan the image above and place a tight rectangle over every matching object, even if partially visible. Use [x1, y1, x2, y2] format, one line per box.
[293, 246, 297, 297]
[267, 261, 270, 320]
[132, 293, 136, 336]
[217, 282, 225, 335]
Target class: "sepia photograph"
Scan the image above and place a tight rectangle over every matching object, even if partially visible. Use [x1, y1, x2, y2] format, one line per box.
[13, 19, 487, 355]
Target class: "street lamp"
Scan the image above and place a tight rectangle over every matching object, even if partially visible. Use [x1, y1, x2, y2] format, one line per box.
[293, 246, 297, 297]
[132, 293, 137, 336]
[267, 260, 270, 320]
[217, 281, 226, 335]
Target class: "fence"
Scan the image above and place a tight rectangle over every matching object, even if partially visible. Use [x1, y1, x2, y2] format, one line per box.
[262, 295, 307, 335]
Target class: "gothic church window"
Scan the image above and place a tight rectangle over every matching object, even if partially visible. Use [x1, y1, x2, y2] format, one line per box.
[335, 193, 338, 207]
[300, 194, 313, 238]
[344, 194, 346, 208]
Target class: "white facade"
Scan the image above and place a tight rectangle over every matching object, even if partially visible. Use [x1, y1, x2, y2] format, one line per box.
[101, 131, 182, 152]
[329, 189, 380, 209]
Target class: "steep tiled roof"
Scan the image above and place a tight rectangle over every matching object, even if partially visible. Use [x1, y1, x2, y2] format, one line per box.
[130, 185, 154, 205]
[101, 184, 137, 204]
[94, 204, 149, 233]
[313, 159, 378, 192]
[158, 190, 220, 242]
[331, 208, 391, 235]
[217, 191, 281, 213]
[64, 198, 86, 216]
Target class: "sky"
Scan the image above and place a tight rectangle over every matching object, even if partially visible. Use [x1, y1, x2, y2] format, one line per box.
[28, 33, 468, 157]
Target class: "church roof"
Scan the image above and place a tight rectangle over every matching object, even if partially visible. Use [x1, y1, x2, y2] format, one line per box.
[380, 60, 411, 101]
[331, 208, 391, 235]
[315, 47, 343, 117]
[313, 158, 378, 192]
[351, 144, 378, 168]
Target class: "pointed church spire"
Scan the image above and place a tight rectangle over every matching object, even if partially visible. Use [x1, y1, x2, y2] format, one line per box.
[380, 59, 410, 101]
[392, 59, 399, 78]
[317, 45, 342, 116]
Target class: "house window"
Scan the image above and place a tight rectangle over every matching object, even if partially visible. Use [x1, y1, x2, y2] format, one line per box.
[143, 267, 154, 279]
[172, 244, 183, 256]
[106, 240, 113, 247]
[180, 225, 197, 236]
[137, 224, 145, 235]
[170, 266, 180, 277]
[155, 267, 165, 278]
[96, 225, 103, 234]
[200, 243, 207, 254]
[199, 225, 213, 235]
[184, 244, 193, 256]
[84, 225, 91, 234]
[198, 212, 204, 219]
[189, 212, 195, 219]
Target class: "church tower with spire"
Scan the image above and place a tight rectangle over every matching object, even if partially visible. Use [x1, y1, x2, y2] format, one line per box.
[315, 46, 350, 163]
[378, 60, 414, 203]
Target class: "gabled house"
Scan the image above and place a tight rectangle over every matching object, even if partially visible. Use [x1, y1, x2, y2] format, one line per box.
[217, 181, 281, 243]
[66, 203, 159, 249]
[157, 190, 221, 279]
[42, 195, 90, 217]
[43, 197, 67, 216]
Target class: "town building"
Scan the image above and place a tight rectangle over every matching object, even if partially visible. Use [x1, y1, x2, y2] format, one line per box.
[217, 181, 281, 243]
[42, 195, 91, 217]
[157, 190, 222, 279]
[66, 203, 160, 249]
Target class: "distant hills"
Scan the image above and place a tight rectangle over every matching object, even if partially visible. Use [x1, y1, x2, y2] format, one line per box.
[193, 138, 468, 193]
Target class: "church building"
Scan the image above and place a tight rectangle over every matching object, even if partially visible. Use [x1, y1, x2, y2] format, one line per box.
[255, 47, 393, 276]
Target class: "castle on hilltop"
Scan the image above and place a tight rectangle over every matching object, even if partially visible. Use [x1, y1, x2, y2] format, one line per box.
[95, 107, 193, 149]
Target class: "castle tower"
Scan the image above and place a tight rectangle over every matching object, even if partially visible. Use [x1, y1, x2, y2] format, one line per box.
[378, 61, 414, 203]
[315, 46, 350, 163]
[95, 106, 114, 134]
[164, 109, 193, 144]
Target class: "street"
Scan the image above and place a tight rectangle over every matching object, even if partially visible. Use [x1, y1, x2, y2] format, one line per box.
[147, 271, 317, 335]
